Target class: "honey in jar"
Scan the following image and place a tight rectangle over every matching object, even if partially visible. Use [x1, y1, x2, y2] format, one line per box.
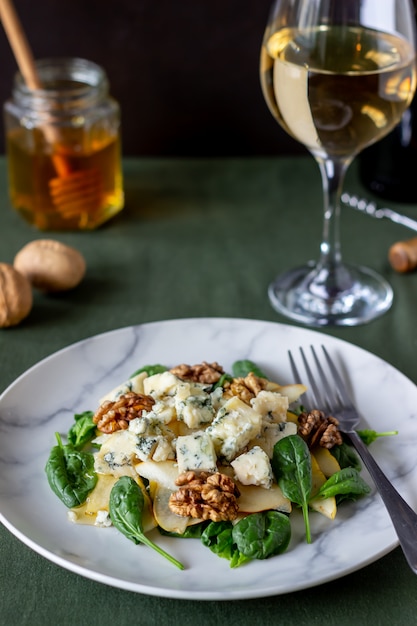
[4, 58, 124, 230]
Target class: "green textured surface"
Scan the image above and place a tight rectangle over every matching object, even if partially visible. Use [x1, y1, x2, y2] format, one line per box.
[1, 156, 417, 625]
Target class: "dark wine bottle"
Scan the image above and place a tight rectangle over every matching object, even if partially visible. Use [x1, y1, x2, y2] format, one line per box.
[359, 96, 417, 203]
[359, 3, 417, 203]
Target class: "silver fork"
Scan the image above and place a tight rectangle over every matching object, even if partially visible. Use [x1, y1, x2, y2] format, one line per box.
[289, 344, 417, 575]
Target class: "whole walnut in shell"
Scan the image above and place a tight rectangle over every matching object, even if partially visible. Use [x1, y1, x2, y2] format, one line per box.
[14, 239, 86, 292]
[0, 263, 33, 327]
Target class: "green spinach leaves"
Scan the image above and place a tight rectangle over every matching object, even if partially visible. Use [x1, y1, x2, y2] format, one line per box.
[312, 467, 371, 504]
[272, 435, 312, 543]
[67, 410, 96, 450]
[330, 441, 362, 472]
[45, 433, 98, 508]
[129, 364, 167, 378]
[232, 359, 268, 379]
[109, 476, 184, 570]
[201, 520, 249, 568]
[201, 511, 291, 568]
[271, 435, 371, 545]
[357, 429, 398, 445]
[233, 511, 291, 560]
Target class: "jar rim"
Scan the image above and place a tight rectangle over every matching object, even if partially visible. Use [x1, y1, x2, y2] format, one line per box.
[12, 57, 109, 112]
[15, 57, 107, 93]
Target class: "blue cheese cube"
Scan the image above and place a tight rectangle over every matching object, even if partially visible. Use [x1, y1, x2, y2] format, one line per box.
[129, 415, 174, 438]
[152, 437, 176, 462]
[143, 371, 179, 400]
[250, 390, 289, 423]
[94, 430, 138, 475]
[231, 446, 273, 488]
[176, 431, 217, 473]
[135, 435, 175, 462]
[95, 510, 112, 527]
[145, 400, 176, 424]
[135, 436, 158, 461]
[250, 421, 297, 458]
[99, 371, 147, 404]
[129, 415, 176, 461]
[143, 372, 214, 427]
[174, 380, 214, 428]
[206, 396, 262, 461]
[210, 386, 226, 411]
[142, 372, 179, 421]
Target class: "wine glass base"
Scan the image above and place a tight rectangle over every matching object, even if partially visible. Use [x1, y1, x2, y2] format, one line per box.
[268, 262, 393, 327]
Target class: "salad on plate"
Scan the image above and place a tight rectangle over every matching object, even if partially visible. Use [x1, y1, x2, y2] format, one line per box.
[45, 358, 374, 570]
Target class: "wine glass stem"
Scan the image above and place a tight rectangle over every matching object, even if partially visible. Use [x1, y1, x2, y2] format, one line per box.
[316, 157, 352, 272]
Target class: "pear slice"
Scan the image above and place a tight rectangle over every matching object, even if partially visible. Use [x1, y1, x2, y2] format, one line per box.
[149, 481, 192, 534]
[309, 452, 336, 520]
[84, 473, 118, 517]
[286, 410, 299, 424]
[135, 459, 179, 490]
[70, 472, 156, 531]
[265, 382, 307, 403]
[137, 460, 203, 533]
[310, 494, 337, 520]
[237, 483, 291, 514]
[313, 446, 341, 477]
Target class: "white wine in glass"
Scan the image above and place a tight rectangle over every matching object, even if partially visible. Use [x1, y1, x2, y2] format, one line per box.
[261, 0, 416, 326]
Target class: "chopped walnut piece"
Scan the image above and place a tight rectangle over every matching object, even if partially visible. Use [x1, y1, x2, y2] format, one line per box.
[223, 372, 268, 404]
[168, 471, 240, 522]
[297, 409, 343, 449]
[93, 391, 155, 434]
[169, 361, 224, 384]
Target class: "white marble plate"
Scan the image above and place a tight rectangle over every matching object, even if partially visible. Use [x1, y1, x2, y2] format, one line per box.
[1, 318, 416, 600]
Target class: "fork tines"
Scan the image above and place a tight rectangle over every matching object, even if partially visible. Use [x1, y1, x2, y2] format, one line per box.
[288, 345, 352, 414]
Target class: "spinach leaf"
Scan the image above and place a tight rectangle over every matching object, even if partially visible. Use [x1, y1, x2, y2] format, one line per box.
[271, 435, 312, 543]
[212, 372, 233, 390]
[330, 441, 362, 472]
[312, 467, 371, 503]
[330, 430, 397, 473]
[109, 476, 184, 570]
[232, 360, 269, 380]
[130, 364, 167, 378]
[291, 404, 307, 416]
[45, 433, 97, 508]
[357, 429, 398, 445]
[67, 410, 96, 450]
[232, 511, 291, 559]
[201, 521, 249, 568]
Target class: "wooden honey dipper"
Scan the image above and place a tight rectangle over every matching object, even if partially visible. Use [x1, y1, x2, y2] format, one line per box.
[0, 0, 102, 223]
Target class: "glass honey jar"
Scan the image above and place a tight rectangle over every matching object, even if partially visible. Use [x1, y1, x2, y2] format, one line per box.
[4, 57, 124, 230]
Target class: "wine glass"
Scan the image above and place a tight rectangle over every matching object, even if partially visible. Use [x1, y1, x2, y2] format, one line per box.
[260, 0, 417, 326]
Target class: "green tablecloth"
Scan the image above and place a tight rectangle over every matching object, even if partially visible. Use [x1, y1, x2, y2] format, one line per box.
[1, 156, 416, 625]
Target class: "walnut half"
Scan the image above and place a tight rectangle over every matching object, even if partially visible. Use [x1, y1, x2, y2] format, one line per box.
[223, 372, 268, 404]
[297, 409, 343, 449]
[169, 471, 240, 522]
[170, 361, 224, 384]
[93, 391, 155, 433]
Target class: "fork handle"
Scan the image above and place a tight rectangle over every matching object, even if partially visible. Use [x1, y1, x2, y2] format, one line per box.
[348, 430, 417, 574]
